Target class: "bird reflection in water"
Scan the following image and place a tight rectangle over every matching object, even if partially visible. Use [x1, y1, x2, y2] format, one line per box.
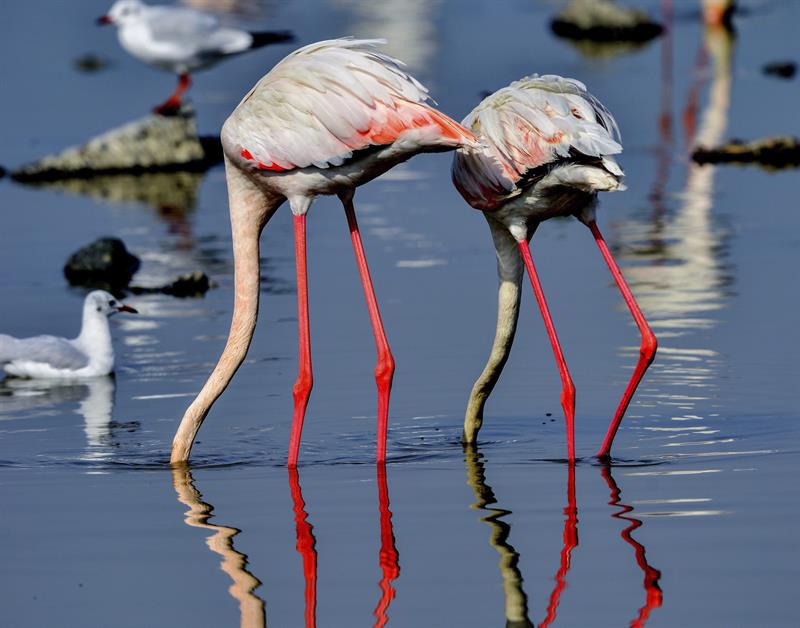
[374, 463, 400, 627]
[287, 465, 400, 628]
[171, 466, 266, 628]
[288, 467, 318, 627]
[617, 15, 735, 421]
[464, 446, 578, 628]
[0, 375, 117, 451]
[600, 465, 663, 627]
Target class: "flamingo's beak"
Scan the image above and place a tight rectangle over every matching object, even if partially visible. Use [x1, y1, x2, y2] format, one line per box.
[97, 15, 112, 25]
[115, 304, 138, 314]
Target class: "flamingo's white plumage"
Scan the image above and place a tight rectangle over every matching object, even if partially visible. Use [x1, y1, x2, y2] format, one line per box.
[171, 38, 476, 465]
[453, 75, 656, 461]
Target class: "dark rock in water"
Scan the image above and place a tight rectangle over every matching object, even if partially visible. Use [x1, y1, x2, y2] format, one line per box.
[64, 238, 141, 290]
[692, 136, 800, 170]
[551, 0, 663, 44]
[763, 61, 796, 79]
[11, 105, 222, 182]
[130, 271, 213, 298]
[73, 53, 111, 73]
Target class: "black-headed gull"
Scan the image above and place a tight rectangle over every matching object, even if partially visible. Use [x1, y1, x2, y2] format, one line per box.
[0, 291, 137, 379]
[97, 0, 294, 114]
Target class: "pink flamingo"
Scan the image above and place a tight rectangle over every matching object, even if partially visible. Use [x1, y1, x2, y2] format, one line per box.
[170, 38, 476, 465]
[452, 76, 657, 461]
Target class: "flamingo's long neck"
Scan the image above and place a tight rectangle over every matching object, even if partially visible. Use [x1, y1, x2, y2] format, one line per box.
[171, 161, 279, 463]
[463, 216, 524, 443]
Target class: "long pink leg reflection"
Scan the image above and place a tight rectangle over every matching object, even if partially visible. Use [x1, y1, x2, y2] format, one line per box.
[587, 222, 657, 459]
[288, 467, 317, 628]
[373, 463, 400, 627]
[289, 214, 314, 467]
[517, 240, 576, 462]
[601, 466, 663, 627]
[539, 464, 578, 628]
[342, 195, 395, 464]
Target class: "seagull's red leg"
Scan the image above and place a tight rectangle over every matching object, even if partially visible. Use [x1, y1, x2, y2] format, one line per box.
[517, 239, 576, 462]
[288, 467, 317, 628]
[342, 196, 395, 463]
[288, 214, 313, 467]
[586, 221, 657, 459]
[154, 73, 192, 115]
[373, 463, 400, 627]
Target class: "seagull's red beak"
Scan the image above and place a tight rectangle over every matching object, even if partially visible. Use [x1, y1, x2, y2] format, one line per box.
[115, 304, 138, 314]
[97, 15, 112, 25]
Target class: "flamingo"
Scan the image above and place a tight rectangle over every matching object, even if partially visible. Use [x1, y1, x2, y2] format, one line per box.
[170, 38, 476, 464]
[452, 75, 657, 461]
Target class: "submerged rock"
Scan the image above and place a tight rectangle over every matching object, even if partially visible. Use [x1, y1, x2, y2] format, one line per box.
[130, 271, 213, 298]
[11, 105, 222, 181]
[25, 171, 204, 213]
[64, 238, 141, 291]
[551, 0, 663, 43]
[73, 53, 111, 73]
[692, 136, 800, 169]
[762, 61, 797, 80]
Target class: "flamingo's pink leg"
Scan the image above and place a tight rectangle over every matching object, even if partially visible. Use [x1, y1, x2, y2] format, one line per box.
[288, 214, 313, 467]
[517, 240, 576, 462]
[343, 198, 395, 463]
[587, 221, 657, 459]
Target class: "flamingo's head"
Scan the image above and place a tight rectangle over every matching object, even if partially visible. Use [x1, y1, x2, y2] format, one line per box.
[98, 0, 144, 26]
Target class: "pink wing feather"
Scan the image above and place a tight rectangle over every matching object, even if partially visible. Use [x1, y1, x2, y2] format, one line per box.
[452, 75, 623, 210]
[226, 38, 474, 171]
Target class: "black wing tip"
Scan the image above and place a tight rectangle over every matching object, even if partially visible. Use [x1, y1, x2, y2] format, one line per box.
[248, 30, 296, 49]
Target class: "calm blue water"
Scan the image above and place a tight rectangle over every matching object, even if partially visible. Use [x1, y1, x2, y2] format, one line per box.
[1, 0, 799, 626]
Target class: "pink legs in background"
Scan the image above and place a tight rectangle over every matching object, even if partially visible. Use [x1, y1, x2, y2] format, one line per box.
[517, 239, 576, 462]
[539, 463, 578, 628]
[601, 465, 663, 627]
[154, 72, 192, 115]
[373, 463, 400, 627]
[343, 194, 395, 463]
[586, 222, 657, 459]
[289, 467, 318, 628]
[289, 215, 314, 467]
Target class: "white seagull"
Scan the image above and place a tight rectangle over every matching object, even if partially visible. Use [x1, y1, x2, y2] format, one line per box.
[97, 0, 294, 114]
[0, 291, 137, 379]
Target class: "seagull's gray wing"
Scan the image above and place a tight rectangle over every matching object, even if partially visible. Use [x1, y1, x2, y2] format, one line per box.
[0, 334, 89, 370]
[145, 7, 251, 56]
[146, 7, 220, 45]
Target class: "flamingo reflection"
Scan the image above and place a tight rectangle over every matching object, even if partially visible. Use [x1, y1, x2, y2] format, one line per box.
[538, 464, 578, 628]
[373, 463, 400, 627]
[171, 466, 266, 627]
[288, 468, 318, 628]
[464, 446, 578, 627]
[287, 466, 400, 627]
[601, 466, 663, 627]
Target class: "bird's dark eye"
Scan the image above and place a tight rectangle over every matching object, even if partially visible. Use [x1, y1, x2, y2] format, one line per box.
[96, 306, 102, 312]
[108, 300, 116, 307]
